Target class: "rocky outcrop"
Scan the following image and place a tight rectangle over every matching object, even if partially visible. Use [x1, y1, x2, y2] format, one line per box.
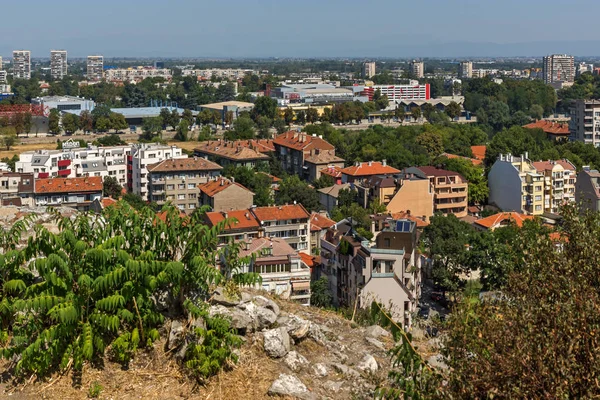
[268, 374, 316, 400]
[263, 327, 291, 358]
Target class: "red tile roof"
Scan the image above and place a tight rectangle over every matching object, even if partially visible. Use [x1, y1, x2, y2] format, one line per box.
[320, 165, 343, 179]
[147, 157, 222, 173]
[442, 153, 483, 166]
[239, 237, 297, 258]
[523, 120, 570, 136]
[474, 212, 533, 230]
[299, 252, 317, 267]
[390, 212, 429, 228]
[101, 197, 118, 208]
[310, 213, 336, 231]
[416, 166, 465, 179]
[205, 209, 260, 231]
[274, 131, 335, 152]
[198, 178, 253, 197]
[35, 177, 102, 194]
[531, 159, 576, 172]
[252, 204, 310, 222]
[471, 145, 487, 161]
[194, 140, 271, 161]
[341, 161, 400, 177]
[304, 150, 345, 165]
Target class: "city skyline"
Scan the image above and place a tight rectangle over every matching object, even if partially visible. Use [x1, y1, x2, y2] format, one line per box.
[1, 0, 600, 58]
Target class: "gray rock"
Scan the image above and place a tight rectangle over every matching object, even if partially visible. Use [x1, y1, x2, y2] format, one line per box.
[252, 295, 280, 316]
[290, 321, 311, 341]
[323, 381, 344, 393]
[209, 304, 254, 332]
[167, 320, 185, 350]
[365, 337, 385, 351]
[331, 363, 360, 378]
[211, 286, 241, 307]
[365, 325, 390, 339]
[263, 327, 291, 358]
[268, 374, 316, 400]
[151, 289, 173, 312]
[237, 301, 278, 331]
[313, 363, 328, 377]
[284, 351, 309, 371]
[357, 354, 378, 373]
[427, 354, 448, 370]
[191, 316, 206, 330]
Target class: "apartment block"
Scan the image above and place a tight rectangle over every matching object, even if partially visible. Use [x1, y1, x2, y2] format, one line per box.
[193, 139, 273, 169]
[341, 161, 400, 184]
[33, 177, 103, 211]
[147, 157, 222, 213]
[87, 55, 104, 81]
[198, 178, 254, 212]
[16, 141, 129, 185]
[576, 167, 600, 212]
[361, 84, 430, 102]
[459, 61, 473, 79]
[543, 54, 575, 84]
[488, 153, 576, 215]
[412, 166, 468, 218]
[104, 67, 172, 82]
[569, 99, 600, 146]
[0, 56, 3, 70]
[50, 50, 68, 80]
[0, 172, 34, 206]
[273, 131, 336, 177]
[13, 50, 31, 79]
[303, 150, 345, 182]
[363, 62, 376, 78]
[409, 60, 424, 78]
[128, 144, 185, 198]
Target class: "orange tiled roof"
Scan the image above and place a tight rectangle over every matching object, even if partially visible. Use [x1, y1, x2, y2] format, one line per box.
[194, 140, 271, 161]
[523, 120, 570, 136]
[274, 131, 335, 152]
[205, 209, 260, 231]
[320, 165, 343, 179]
[442, 153, 483, 166]
[471, 145, 487, 161]
[474, 212, 534, 230]
[390, 212, 430, 228]
[341, 161, 400, 177]
[198, 178, 253, 197]
[531, 159, 576, 172]
[35, 176, 102, 194]
[101, 197, 118, 208]
[299, 252, 316, 267]
[252, 204, 310, 222]
[310, 212, 336, 231]
[147, 157, 222, 173]
[304, 150, 344, 165]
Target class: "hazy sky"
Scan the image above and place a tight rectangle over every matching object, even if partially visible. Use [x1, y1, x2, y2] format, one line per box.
[1, 0, 599, 58]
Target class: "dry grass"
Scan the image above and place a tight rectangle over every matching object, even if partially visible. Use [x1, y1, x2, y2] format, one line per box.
[0, 143, 56, 159]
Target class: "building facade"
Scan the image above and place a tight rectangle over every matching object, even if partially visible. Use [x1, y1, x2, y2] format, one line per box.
[543, 54, 575, 84]
[50, 50, 68, 80]
[576, 167, 600, 212]
[87, 55, 104, 81]
[32, 95, 95, 112]
[13, 50, 31, 79]
[409, 60, 424, 78]
[569, 99, 600, 146]
[198, 178, 254, 212]
[147, 157, 222, 213]
[129, 144, 186, 199]
[459, 61, 473, 79]
[363, 62, 376, 78]
[104, 67, 172, 82]
[361, 84, 430, 102]
[33, 177, 103, 211]
[273, 131, 336, 177]
[193, 139, 273, 169]
[413, 167, 468, 218]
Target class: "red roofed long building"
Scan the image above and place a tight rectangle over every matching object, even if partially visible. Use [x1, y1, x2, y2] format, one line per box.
[273, 131, 336, 178]
[523, 120, 570, 141]
[34, 176, 103, 211]
[474, 212, 534, 231]
[193, 139, 274, 169]
[341, 160, 400, 183]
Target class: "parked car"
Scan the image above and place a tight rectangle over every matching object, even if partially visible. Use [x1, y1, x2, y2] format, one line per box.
[418, 306, 430, 319]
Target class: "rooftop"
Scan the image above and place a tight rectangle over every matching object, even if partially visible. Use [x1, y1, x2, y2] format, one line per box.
[198, 178, 253, 197]
[199, 100, 254, 110]
[441, 152, 483, 166]
[304, 150, 344, 165]
[310, 212, 336, 231]
[35, 176, 102, 194]
[471, 145, 487, 161]
[147, 157, 222, 173]
[318, 183, 352, 198]
[415, 166, 466, 180]
[320, 166, 343, 179]
[204, 209, 260, 231]
[341, 161, 400, 177]
[239, 237, 297, 259]
[194, 139, 273, 161]
[274, 131, 335, 152]
[531, 159, 576, 172]
[252, 204, 310, 222]
[474, 212, 534, 230]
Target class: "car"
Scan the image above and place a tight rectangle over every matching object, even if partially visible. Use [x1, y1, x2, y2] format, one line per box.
[418, 306, 430, 319]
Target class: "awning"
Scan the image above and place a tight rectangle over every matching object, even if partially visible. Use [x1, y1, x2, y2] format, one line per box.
[292, 281, 310, 291]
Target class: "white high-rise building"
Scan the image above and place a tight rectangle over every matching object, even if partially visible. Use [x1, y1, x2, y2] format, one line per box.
[87, 55, 104, 81]
[13, 50, 31, 79]
[0, 56, 3, 71]
[459, 61, 473, 79]
[409, 60, 424, 78]
[50, 50, 68, 80]
[543, 54, 575, 84]
[362, 62, 376, 79]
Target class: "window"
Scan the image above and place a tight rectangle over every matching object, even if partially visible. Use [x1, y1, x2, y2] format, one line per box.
[535, 205, 542, 211]
[535, 195, 541, 201]
[166, 184, 174, 190]
[535, 186, 542, 191]
[188, 193, 197, 199]
[177, 204, 185, 210]
[384, 238, 391, 248]
[189, 203, 196, 209]
[178, 184, 185, 190]
[188, 183, 195, 189]
[178, 194, 185, 200]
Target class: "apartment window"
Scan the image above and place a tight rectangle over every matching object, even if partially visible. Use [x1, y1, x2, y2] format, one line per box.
[535, 195, 541, 201]
[535, 186, 542, 191]
[189, 203, 196, 209]
[522, 195, 527, 201]
[384, 238, 391, 248]
[178, 184, 185, 190]
[297, 242, 308, 250]
[178, 194, 185, 200]
[187, 183, 195, 189]
[535, 205, 542, 211]
[166, 184, 174, 190]
[188, 193, 197, 199]
[177, 204, 185, 210]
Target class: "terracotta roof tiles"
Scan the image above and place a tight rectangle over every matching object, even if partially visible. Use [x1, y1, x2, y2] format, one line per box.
[252, 204, 310, 222]
[198, 178, 253, 197]
[474, 212, 533, 230]
[205, 209, 260, 231]
[35, 176, 102, 194]
[310, 213, 336, 231]
[471, 145, 487, 161]
[531, 159, 576, 172]
[341, 161, 400, 177]
[147, 157, 222, 173]
[274, 131, 335, 152]
[523, 120, 570, 136]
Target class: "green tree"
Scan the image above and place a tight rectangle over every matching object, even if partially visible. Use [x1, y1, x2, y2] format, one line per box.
[529, 103, 544, 120]
[142, 116, 164, 137]
[48, 109, 61, 134]
[159, 108, 171, 130]
[10, 113, 26, 135]
[182, 109, 194, 127]
[79, 111, 93, 133]
[337, 188, 357, 208]
[197, 109, 213, 126]
[62, 113, 79, 134]
[313, 174, 335, 189]
[226, 116, 255, 140]
[445, 101, 462, 119]
[169, 109, 181, 130]
[256, 116, 272, 139]
[276, 175, 320, 211]
[174, 120, 189, 142]
[103, 176, 123, 199]
[416, 131, 444, 158]
[273, 118, 287, 134]
[395, 107, 406, 122]
[310, 276, 332, 308]
[423, 103, 436, 120]
[0, 127, 17, 150]
[283, 107, 295, 125]
[251, 96, 278, 120]
[296, 110, 306, 125]
[411, 106, 422, 122]
[95, 117, 111, 133]
[109, 113, 128, 132]
[23, 112, 33, 136]
[442, 157, 489, 204]
[306, 107, 319, 124]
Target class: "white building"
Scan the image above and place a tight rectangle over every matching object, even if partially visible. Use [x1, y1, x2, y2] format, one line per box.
[459, 61, 473, 79]
[13, 50, 31, 79]
[104, 67, 172, 82]
[50, 50, 68, 80]
[0, 70, 7, 84]
[87, 55, 104, 81]
[181, 68, 256, 80]
[409, 60, 424, 78]
[129, 143, 186, 199]
[32, 95, 95, 113]
[570, 99, 600, 146]
[361, 83, 430, 102]
[543, 54, 575, 84]
[363, 62, 376, 78]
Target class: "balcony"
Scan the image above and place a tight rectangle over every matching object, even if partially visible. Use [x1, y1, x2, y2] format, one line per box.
[57, 159, 71, 167]
[372, 272, 395, 278]
[57, 169, 71, 177]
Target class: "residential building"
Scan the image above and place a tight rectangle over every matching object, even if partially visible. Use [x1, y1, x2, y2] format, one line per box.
[252, 204, 311, 253]
[32, 95, 95, 113]
[272, 84, 360, 105]
[273, 131, 336, 177]
[543, 54, 575, 84]
[340, 161, 400, 184]
[412, 166, 468, 218]
[576, 167, 600, 212]
[577, 62, 594, 77]
[569, 99, 600, 146]
[87, 55, 104, 81]
[104, 67, 172, 82]
[147, 157, 222, 213]
[204, 209, 261, 244]
[197, 101, 254, 124]
[318, 183, 353, 213]
[319, 219, 421, 327]
[193, 139, 273, 169]
[198, 178, 254, 212]
[309, 212, 336, 254]
[181, 68, 257, 80]
[239, 237, 311, 304]
[474, 212, 534, 231]
[129, 144, 185, 198]
[0, 172, 34, 206]
[13, 50, 31, 79]
[459, 61, 473, 79]
[488, 153, 576, 215]
[0, 71, 7, 84]
[320, 165, 343, 185]
[360, 84, 430, 102]
[363, 62, 376, 78]
[303, 150, 345, 182]
[0, 56, 2, 70]
[16, 141, 129, 185]
[409, 60, 424, 78]
[525, 119, 570, 141]
[50, 50, 68, 80]
[33, 177, 103, 211]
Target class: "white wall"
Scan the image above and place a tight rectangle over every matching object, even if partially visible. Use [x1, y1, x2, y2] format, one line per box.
[488, 161, 523, 212]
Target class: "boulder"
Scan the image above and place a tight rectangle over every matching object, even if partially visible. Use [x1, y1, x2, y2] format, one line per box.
[323, 381, 344, 393]
[313, 363, 328, 377]
[209, 305, 254, 332]
[167, 320, 185, 350]
[331, 363, 360, 378]
[268, 374, 316, 400]
[211, 286, 240, 307]
[357, 354, 378, 373]
[365, 337, 385, 351]
[284, 351, 309, 371]
[365, 325, 390, 339]
[263, 327, 291, 358]
[427, 354, 448, 370]
[290, 321, 311, 341]
[252, 295, 280, 316]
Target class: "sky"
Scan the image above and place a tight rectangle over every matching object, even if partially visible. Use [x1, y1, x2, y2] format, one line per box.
[1, 0, 599, 58]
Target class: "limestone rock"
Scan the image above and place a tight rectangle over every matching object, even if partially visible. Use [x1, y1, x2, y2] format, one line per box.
[313, 363, 328, 377]
[263, 327, 291, 358]
[323, 381, 343, 393]
[167, 320, 185, 350]
[365, 336, 385, 351]
[357, 354, 378, 373]
[211, 286, 241, 307]
[365, 325, 390, 339]
[268, 374, 316, 400]
[331, 363, 360, 378]
[209, 305, 254, 332]
[252, 295, 280, 316]
[284, 351, 309, 371]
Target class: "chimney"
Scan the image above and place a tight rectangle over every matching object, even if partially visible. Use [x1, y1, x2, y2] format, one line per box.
[382, 159, 387, 166]
[220, 179, 224, 186]
[368, 161, 372, 166]
[223, 211, 228, 218]
[231, 176, 235, 183]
